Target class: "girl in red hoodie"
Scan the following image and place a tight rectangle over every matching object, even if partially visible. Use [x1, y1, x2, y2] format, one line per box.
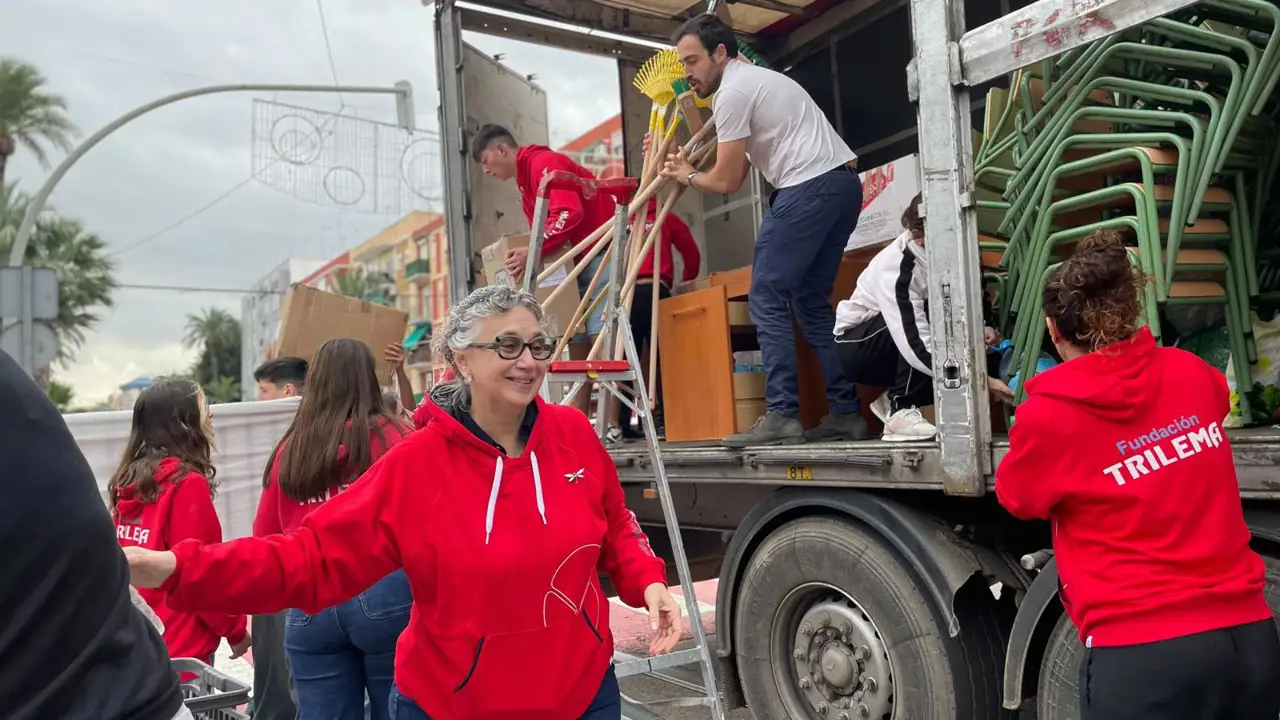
[110, 378, 249, 666]
[253, 338, 413, 720]
[124, 284, 684, 720]
[996, 231, 1280, 719]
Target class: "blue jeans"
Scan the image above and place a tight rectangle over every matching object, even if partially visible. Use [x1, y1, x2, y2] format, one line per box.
[284, 570, 413, 720]
[387, 664, 621, 720]
[574, 253, 608, 343]
[751, 167, 864, 417]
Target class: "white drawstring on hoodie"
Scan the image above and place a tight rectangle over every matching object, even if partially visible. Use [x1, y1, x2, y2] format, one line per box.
[485, 452, 548, 545]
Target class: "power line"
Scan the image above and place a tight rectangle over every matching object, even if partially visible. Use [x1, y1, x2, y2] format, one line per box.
[117, 282, 286, 295]
[315, 0, 346, 109]
[108, 110, 350, 258]
[106, 174, 260, 258]
[0, 35, 413, 116]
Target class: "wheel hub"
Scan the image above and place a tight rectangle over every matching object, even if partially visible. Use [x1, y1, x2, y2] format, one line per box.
[791, 598, 894, 719]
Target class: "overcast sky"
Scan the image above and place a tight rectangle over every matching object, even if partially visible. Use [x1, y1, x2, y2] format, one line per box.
[4, 0, 622, 404]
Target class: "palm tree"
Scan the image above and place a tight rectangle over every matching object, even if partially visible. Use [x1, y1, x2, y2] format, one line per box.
[183, 308, 240, 383]
[47, 380, 73, 412]
[0, 58, 77, 188]
[330, 266, 393, 305]
[0, 184, 117, 382]
[204, 375, 241, 404]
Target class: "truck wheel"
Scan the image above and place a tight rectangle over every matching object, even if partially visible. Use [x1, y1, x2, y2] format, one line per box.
[733, 516, 1008, 719]
[1036, 555, 1280, 720]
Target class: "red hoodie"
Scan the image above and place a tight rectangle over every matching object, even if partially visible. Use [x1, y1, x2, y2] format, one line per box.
[516, 146, 616, 261]
[114, 458, 247, 661]
[635, 198, 701, 287]
[996, 328, 1269, 648]
[160, 397, 668, 720]
[412, 368, 455, 430]
[253, 418, 410, 536]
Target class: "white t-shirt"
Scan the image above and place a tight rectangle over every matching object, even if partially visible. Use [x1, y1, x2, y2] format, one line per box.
[712, 59, 856, 189]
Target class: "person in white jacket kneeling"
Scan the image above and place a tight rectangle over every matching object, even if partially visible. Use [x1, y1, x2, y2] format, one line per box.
[833, 194, 1013, 441]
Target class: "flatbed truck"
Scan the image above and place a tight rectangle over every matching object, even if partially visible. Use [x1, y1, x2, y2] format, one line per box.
[431, 0, 1280, 717]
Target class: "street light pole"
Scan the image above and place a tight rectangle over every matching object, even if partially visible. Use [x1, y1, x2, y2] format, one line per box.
[2, 80, 415, 377]
[7, 81, 415, 269]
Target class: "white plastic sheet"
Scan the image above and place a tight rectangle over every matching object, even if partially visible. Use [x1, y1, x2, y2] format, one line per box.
[63, 398, 299, 540]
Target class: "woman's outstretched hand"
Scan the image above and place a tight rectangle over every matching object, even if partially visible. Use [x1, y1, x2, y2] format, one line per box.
[643, 583, 684, 655]
[123, 546, 177, 589]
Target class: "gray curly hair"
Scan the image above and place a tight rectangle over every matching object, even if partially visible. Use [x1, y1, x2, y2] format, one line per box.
[430, 284, 547, 410]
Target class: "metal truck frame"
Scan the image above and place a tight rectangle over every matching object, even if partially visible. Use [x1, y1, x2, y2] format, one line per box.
[431, 0, 1280, 717]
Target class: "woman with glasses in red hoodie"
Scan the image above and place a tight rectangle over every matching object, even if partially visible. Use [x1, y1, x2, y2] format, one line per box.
[996, 231, 1280, 720]
[123, 284, 684, 720]
[110, 379, 250, 668]
[252, 338, 413, 720]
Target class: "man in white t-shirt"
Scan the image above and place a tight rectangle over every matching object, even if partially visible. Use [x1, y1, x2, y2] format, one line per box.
[659, 13, 867, 447]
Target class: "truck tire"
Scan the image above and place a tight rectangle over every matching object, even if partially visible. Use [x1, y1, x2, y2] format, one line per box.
[733, 516, 1009, 719]
[1036, 555, 1280, 720]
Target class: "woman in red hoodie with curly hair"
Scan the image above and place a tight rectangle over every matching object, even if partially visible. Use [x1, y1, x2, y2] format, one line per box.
[124, 284, 684, 720]
[110, 378, 250, 666]
[996, 231, 1280, 720]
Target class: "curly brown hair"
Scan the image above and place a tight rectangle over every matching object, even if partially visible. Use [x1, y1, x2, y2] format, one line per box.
[1041, 229, 1146, 351]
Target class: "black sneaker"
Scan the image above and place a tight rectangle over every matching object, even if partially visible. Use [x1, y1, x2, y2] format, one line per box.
[722, 411, 806, 448]
[804, 412, 870, 442]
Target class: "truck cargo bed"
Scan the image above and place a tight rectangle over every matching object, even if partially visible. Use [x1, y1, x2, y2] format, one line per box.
[612, 427, 1280, 498]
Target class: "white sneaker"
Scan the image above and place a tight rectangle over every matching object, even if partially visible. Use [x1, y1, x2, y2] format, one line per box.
[870, 392, 892, 423]
[882, 407, 937, 442]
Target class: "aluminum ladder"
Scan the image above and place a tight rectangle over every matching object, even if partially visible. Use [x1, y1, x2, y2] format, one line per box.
[523, 171, 725, 720]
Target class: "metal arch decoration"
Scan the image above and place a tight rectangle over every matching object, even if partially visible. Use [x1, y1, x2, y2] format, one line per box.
[398, 136, 445, 205]
[251, 99, 445, 215]
[268, 113, 325, 166]
[322, 166, 367, 207]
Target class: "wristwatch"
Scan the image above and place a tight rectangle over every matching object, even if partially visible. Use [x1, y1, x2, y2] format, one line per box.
[686, 171, 698, 188]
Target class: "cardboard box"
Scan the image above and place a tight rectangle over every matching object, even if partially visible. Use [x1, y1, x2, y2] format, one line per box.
[275, 284, 409, 385]
[478, 233, 583, 340]
[676, 266, 752, 300]
[727, 301, 751, 327]
[735, 398, 766, 432]
[732, 371, 766, 400]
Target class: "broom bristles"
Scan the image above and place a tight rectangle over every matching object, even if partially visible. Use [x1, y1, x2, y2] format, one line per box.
[634, 49, 683, 103]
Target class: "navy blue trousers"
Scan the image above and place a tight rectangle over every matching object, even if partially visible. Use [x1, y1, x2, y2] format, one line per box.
[751, 167, 864, 417]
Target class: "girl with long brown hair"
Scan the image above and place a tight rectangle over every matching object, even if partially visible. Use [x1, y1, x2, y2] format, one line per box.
[251, 338, 412, 720]
[110, 378, 250, 667]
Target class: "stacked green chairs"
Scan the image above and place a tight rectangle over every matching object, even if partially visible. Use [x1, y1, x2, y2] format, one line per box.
[981, 2, 1280, 423]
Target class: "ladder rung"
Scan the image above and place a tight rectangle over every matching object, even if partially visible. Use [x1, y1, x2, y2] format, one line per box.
[547, 372, 636, 383]
[614, 647, 707, 678]
[550, 359, 632, 373]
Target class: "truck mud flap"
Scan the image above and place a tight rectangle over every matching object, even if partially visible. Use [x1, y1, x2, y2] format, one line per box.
[1001, 558, 1060, 710]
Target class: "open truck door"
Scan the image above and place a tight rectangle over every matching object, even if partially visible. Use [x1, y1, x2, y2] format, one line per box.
[435, 1, 550, 302]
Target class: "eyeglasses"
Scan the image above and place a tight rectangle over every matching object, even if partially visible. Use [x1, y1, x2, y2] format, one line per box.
[470, 335, 557, 361]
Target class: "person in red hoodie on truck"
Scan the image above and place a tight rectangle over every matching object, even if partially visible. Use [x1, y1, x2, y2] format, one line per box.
[470, 123, 616, 417]
[123, 284, 685, 720]
[109, 378, 250, 667]
[996, 231, 1280, 720]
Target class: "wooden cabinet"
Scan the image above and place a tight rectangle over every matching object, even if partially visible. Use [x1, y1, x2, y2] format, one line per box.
[658, 247, 891, 443]
[656, 285, 736, 442]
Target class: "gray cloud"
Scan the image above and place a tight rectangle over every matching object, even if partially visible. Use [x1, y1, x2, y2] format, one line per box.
[3, 0, 622, 402]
